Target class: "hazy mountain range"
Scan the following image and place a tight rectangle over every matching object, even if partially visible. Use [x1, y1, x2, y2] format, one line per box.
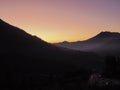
[55, 31, 120, 56]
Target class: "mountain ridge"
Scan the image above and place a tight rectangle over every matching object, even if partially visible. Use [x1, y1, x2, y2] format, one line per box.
[55, 31, 120, 56]
[57, 31, 120, 44]
[0, 19, 104, 73]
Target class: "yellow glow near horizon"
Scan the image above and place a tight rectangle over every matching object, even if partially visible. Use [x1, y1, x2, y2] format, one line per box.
[0, 0, 120, 43]
[0, 17, 118, 43]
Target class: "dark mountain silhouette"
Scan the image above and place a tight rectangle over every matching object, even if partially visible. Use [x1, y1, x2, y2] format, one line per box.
[2, 19, 120, 90]
[55, 31, 120, 56]
[0, 19, 106, 89]
[0, 19, 104, 74]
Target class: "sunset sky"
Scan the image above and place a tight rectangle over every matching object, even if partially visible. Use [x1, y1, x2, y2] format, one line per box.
[0, 0, 120, 43]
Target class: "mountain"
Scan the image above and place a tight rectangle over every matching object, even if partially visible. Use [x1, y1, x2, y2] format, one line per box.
[0, 19, 106, 89]
[0, 19, 104, 74]
[55, 31, 120, 56]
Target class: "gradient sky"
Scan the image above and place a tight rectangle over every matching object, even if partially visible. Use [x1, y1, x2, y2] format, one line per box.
[0, 0, 120, 43]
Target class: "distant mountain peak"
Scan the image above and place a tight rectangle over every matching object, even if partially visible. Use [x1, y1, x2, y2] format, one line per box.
[100, 31, 119, 34]
[62, 41, 69, 43]
[96, 31, 120, 38]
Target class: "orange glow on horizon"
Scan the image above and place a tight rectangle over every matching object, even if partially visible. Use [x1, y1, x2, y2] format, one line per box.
[0, 0, 120, 43]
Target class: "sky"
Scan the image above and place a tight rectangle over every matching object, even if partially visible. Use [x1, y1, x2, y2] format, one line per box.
[0, 0, 120, 43]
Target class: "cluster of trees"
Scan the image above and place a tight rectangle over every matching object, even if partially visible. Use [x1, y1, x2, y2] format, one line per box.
[0, 55, 120, 90]
[104, 55, 120, 79]
[0, 69, 91, 90]
[88, 55, 120, 90]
